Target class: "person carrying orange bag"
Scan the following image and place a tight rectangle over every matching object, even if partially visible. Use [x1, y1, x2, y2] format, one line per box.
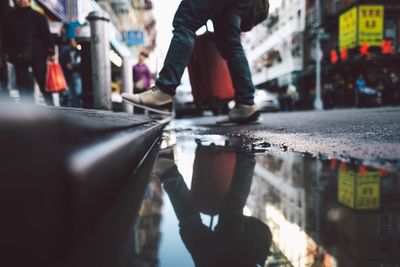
[46, 61, 67, 93]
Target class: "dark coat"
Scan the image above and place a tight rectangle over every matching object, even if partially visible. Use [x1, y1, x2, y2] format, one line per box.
[2, 7, 54, 63]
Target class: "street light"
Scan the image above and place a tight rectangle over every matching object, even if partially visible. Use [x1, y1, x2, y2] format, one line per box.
[314, 0, 324, 111]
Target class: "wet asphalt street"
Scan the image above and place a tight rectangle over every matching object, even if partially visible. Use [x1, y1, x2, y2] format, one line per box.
[136, 108, 400, 267]
[169, 107, 400, 167]
[2, 104, 398, 267]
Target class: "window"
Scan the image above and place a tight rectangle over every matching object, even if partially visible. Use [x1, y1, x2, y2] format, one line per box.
[378, 214, 392, 237]
[385, 19, 397, 49]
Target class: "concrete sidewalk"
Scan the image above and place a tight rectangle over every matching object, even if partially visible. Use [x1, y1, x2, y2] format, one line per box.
[175, 107, 400, 166]
[0, 103, 167, 267]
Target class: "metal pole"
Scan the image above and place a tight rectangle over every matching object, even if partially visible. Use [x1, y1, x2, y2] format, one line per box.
[314, 0, 323, 110]
[87, 11, 112, 110]
[122, 56, 133, 113]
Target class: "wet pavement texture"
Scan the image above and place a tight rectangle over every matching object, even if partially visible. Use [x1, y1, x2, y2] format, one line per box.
[130, 123, 400, 267]
[172, 107, 400, 166]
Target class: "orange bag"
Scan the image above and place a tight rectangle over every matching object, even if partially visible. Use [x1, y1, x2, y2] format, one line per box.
[191, 145, 236, 215]
[45, 62, 67, 93]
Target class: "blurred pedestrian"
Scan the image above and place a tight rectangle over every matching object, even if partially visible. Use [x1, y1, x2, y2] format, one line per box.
[0, 27, 8, 100]
[2, 0, 55, 105]
[122, 0, 263, 123]
[0, 3, 9, 100]
[386, 72, 400, 106]
[133, 51, 152, 94]
[59, 38, 82, 107]
[355, 75, 366, 107]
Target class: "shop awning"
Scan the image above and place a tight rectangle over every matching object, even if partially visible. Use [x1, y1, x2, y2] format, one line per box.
[37, 0, 78, 22]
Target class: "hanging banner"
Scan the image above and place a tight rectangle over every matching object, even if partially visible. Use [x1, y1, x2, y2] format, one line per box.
[339, 7, 357, 50]
[358, 5, 384, 47]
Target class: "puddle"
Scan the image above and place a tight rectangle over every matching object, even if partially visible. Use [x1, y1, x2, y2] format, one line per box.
[131, 131, 400, 267]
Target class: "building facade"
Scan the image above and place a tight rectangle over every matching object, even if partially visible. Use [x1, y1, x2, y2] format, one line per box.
[246, 0, 400, 110]
[303, 0, 400, 108]
[243, 0, 307, 108]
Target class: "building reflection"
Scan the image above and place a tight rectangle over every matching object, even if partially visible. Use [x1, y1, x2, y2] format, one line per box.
[127, 176, 163, 267]
[130, 133, 400, 267]
[249, 152, 400, 267]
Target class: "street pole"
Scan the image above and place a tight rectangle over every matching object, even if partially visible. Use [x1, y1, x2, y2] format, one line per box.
[314, 0, 324, 110]
[87, 11, 112, 110]
[122, 56, 133, 113]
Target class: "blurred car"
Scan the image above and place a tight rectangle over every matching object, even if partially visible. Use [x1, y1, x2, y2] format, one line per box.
[254, 89, 280, 112]
[174, 82, 202, 117]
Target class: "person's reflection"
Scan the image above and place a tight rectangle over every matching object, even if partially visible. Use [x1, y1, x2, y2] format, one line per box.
[155, 146, 272, 267]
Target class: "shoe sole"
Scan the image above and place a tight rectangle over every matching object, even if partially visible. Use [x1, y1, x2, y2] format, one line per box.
[216, 111, 262, 125]
[122, 99, 173, 116]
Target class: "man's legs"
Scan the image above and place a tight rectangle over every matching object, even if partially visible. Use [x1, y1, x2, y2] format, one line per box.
[32, 60, 54, 106]
[155, 0, 210, 95]
[65, 72, 82, 108]
[14, 61, 35, 104]
[0, 62, 9, 99]
[213, 13, 255, 106]
[122, 0, 210, 107]
[213, 11, 259, 123]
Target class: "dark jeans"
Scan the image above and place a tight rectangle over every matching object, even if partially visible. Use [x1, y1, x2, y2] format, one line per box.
[61, 72, 82, 108]
[13, 60, 54, 105]
[0, 62, 8, 98]
[155, 0, 255, 105]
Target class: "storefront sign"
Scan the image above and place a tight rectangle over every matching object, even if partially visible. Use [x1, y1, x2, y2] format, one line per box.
[125, 31, 146, 46]
[339, 7, 357, 50]
[338, 170, 356, 208]
[356, 170, 380, 209]
[339, 5, 384, 50]
[338, 169, 380, 210]
[358, 5, 384, 47]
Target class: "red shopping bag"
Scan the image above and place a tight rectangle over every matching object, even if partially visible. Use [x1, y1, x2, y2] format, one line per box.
[191, 145, 236, 215]
[45, 62, 67, 93]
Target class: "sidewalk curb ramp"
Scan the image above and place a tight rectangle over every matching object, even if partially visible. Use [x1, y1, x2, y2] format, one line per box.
[0, 103, 167, 267]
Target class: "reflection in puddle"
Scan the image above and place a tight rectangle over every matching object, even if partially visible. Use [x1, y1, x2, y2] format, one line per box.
[133, 132, 400, 267]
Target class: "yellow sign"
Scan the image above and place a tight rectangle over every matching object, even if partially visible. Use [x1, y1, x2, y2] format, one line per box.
[358, 5, 384, 46]
[339, 5, 384, 49]
[338, 169, 380, 210]
[339, 7, 358, 50]
[356, 171, 380, 209]
[338, 170, 356, 208]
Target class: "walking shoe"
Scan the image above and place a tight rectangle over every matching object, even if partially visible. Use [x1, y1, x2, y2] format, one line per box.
[228, 104, 260, 124]
[154, 148, 177, 182]
[122, 86, 173, 108]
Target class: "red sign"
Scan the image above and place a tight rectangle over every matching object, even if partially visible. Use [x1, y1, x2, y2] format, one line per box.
[330, 50, 339, 64]
[341, 48, 348, 61]
[381, 40, 394, 55]
[360, 42, 371, 57]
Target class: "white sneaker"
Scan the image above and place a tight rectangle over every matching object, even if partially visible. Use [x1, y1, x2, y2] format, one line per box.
[228, 104, 260, 124]
[122, 87, 173, 108]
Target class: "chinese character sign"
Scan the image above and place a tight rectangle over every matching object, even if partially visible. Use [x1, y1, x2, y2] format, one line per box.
[338, 170, 356, 208]
[339, 7, 357, 50]
[358, 5, 384, 47]
[338, 168, 381, 210]
[356, 170, 380, 210]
